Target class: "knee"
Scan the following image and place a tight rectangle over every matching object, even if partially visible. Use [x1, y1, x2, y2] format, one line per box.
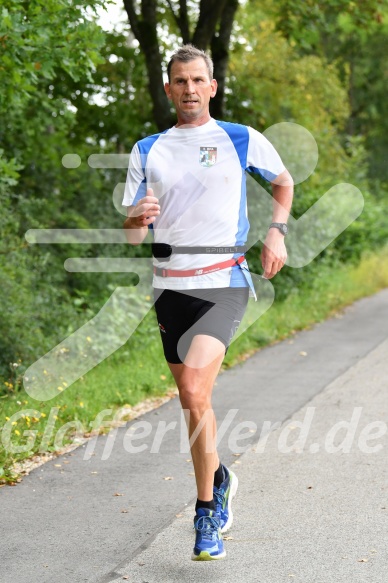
[178, 380, 211, 418]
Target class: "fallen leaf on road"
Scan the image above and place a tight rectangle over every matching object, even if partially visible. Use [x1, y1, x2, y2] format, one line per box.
[113, 492, 124, 496]
[54, 464, 61, 468]
[163, 476, 173, 480]
[299, 351, 307, 356]
[175, 514, 183, 518]
[121, 509, 128, 513]
[223, 536, 233, 540]
[358, 558, 369, 562]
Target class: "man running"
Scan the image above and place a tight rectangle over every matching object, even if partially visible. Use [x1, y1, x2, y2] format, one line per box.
[123, 45, 293, 561]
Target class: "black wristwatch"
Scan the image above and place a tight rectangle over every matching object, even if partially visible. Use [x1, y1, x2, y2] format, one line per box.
[269, 222, 288, 236]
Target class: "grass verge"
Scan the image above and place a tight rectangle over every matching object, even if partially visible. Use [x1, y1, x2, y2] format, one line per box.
[1, 248, 388, 484]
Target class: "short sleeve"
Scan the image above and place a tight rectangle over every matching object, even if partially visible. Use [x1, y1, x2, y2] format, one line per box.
[122, 143, 147, 207]
[246, 126, 285, 182]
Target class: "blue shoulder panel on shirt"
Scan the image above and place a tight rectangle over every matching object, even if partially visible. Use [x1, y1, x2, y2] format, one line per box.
[215, 120, 249, 168]
[137, 130, 168, 173]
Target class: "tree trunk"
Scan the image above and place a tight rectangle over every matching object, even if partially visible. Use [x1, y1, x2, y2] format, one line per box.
[123, 0, 174, 131]
[210, 0, 239, 119]
[192, 0, 228, 49]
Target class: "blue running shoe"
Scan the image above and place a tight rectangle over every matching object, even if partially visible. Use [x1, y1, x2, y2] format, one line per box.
[213, 465, 238, 533]
[192, 508, 226, 561]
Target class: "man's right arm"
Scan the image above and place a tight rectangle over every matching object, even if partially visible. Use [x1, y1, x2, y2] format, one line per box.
[123, 189, 160, 245]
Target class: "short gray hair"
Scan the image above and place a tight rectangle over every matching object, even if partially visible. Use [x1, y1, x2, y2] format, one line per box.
[167, 44, 214, 82]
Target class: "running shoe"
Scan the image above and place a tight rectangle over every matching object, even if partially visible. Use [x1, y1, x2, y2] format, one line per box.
[192, 508, 226, 561]
[213, 464, 238, 533]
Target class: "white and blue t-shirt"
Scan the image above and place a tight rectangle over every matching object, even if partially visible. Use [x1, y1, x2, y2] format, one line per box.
[123, 118, 285, 291]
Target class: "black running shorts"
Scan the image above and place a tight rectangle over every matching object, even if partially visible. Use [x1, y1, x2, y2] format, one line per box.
[153, 287, 249, 364]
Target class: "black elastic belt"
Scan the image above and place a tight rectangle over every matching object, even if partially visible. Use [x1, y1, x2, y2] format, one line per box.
[151, 243, 247, 260]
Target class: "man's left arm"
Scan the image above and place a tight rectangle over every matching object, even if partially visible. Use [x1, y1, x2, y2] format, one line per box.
[261, 169, 294, 279]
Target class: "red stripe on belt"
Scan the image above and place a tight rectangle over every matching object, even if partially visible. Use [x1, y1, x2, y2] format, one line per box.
[153, 255, 245, 278]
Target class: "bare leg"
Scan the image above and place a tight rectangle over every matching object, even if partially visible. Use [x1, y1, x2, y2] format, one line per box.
[168, 334, 225, 501]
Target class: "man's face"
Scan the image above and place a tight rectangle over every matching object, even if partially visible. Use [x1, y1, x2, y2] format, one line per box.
[164, 58, 217, 125]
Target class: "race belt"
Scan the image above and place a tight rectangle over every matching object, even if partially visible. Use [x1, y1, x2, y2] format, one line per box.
[153, 255, 246, 278]
[151, 242, 247, 259]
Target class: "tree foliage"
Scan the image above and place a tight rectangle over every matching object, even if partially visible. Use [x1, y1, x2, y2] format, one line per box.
[0, 0, 105, 114]
[0, 0, 108, 382]
[271, 0, 388, 181]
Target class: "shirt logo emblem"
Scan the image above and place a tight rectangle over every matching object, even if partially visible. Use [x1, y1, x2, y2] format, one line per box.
[199, 147, 217, 167]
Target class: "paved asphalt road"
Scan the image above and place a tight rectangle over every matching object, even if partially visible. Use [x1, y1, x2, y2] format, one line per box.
[1, 289, 388, 583]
